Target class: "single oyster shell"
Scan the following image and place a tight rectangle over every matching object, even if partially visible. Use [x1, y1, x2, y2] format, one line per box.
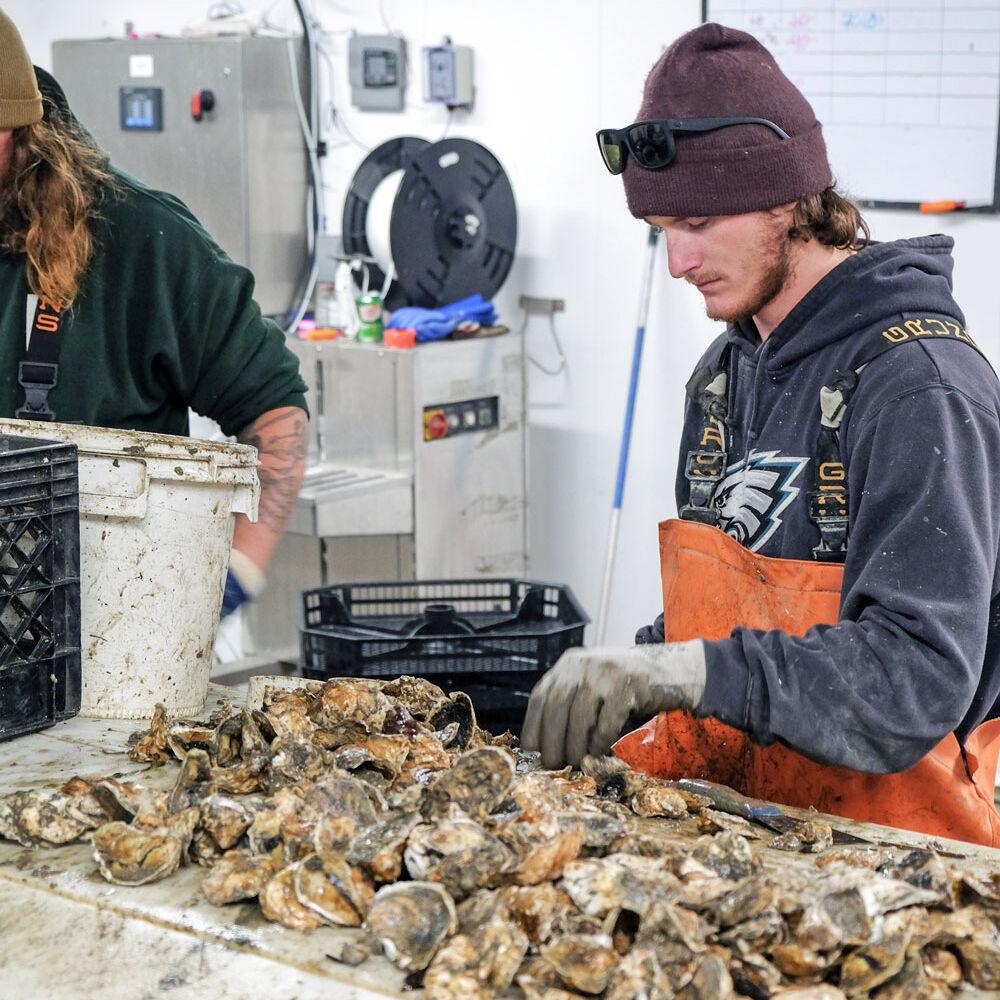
[166, 721, 218, 761]
[199, 794, 256, 850]
[428, 692, 477, 749]
[423, 933, 490, 1000]
[404, 818, 514, 898]
[0, 789, 104, 846]
[259, 863, 322, 930]
[766, 819, 831, 853]
[680, 831, 757, 882]
[510, 820, 587, 887]
[456, 890, 529, 990]
[92, 808, 199, 886]
[346, 813, 421, 882]
[210, 753, 270, 795]
[394, 731, 452, 787]
[561, 854, 679, 920]
[698, 809, 763, 840]
[381, 675, 450, 721]
[267, 736, 331, 789]
[202, 851, 277, 905]
[630, 785, 688, 819]
[501, 883, 578, 947]
[422, 746, 515, 819]
[711, 876, 779, 929]
[839, 930, 912, 994]
[604, 945, 673, 1000]
[878, 849, 953, 906]
[128, 703, 171, 762]
[90, 778, 168, 826]
[540, 932, 619, 995]
[675, 954, 734, 1000]
[166, 748, 214, 813]
[309, 678, 392, 731]
[293, 851, 374, 926]
[365, 881, 457, 971]
[262, 687, 317, 738]
[557, 809, 625, 851]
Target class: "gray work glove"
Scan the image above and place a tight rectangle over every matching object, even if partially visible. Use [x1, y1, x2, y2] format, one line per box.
[521, 640, 707, 770]
[634, 612, 665, 645]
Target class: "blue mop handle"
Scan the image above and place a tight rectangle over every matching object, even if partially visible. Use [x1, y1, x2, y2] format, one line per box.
[595, 225, 661, 644]
[613, 225, 661, 508]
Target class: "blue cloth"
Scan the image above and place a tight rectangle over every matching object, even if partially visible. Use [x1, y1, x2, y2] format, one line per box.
[387, 294, 497, 343]
[221, 568, 250, 618]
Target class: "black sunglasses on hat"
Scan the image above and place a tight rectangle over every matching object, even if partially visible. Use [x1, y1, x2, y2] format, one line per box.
[596, 116, 790, 175]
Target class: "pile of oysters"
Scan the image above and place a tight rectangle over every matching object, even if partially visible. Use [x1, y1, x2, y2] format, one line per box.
[2, 675, 1000, 999]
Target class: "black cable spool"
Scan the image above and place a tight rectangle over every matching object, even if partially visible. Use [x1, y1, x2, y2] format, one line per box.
[341, 136, 430, 311]
[342, 136, 517, 310]
[391, 138, 517, 308]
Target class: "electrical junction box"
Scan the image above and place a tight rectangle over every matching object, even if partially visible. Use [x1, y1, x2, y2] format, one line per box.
[423, 43, 474, 108]
[349, 34, 405, 111]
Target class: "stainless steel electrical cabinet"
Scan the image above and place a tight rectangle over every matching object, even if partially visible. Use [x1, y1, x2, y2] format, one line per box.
[52, 36, 308, 317]
[242, 333, 529, 660]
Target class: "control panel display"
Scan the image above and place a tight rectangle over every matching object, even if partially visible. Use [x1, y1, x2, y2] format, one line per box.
[364, 50, 398, 87]
[120, 86, 163, 131]
[423, 395, 499, 442]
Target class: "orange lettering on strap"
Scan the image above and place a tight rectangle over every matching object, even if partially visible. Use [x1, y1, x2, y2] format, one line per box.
[35, 313, 59, 333]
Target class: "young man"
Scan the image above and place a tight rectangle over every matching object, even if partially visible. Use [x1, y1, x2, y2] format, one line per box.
[0, 12, 308, 613]
[522, 23, 1000, 845]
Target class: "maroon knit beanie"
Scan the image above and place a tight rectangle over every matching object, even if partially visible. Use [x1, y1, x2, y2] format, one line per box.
[622, 23, 832, 218]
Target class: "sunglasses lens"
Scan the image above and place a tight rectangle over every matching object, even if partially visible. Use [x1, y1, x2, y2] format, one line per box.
[598, 134, 624, 174]
[627, 123, 674, 169]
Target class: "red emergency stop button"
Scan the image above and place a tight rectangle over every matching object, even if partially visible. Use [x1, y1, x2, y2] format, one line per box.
[424, 410, 449, 440]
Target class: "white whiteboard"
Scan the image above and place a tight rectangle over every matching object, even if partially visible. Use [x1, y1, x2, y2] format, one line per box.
[704, 1, 1000, 207]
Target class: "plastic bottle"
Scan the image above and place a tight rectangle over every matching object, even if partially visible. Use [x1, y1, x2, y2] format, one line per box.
[334, 262, 360, 339]
[314, 280, 337, 329]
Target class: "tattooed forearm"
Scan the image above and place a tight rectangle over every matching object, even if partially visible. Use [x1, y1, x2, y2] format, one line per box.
[237, 406, 309, 535]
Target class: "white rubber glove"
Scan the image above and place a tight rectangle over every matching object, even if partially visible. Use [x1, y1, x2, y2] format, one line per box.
[521, 641, 707, 770]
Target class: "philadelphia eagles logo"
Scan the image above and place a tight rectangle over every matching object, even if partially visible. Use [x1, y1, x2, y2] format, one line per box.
[712, 451, 809, 551]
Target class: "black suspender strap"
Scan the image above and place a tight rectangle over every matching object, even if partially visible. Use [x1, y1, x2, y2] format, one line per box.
[808, 314, 989, 562]
[16, 294, 64, 422]
[680, 348, 731, 525]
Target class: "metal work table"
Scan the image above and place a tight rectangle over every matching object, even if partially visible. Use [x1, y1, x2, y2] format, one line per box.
[2, 685, 1000, 999]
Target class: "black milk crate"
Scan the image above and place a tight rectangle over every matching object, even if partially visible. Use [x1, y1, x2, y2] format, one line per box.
[0, 433, 81, 742]
[300, 578, 589, 733]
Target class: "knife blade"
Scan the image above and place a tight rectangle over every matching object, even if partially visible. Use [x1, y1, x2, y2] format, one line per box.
[677, 777, 873, 846]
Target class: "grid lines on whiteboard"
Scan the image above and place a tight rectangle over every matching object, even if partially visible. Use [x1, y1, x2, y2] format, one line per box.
[707, 2, 1000, 132]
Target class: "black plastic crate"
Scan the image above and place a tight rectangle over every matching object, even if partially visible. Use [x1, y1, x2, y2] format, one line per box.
[0, 433, 81, 741]
[300, 579, 589, 732]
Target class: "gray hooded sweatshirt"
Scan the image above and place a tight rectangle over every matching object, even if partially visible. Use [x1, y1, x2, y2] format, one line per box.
[686, 236, 1000, 773]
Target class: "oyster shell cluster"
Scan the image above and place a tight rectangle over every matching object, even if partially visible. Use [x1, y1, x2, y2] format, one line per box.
[3, 675, 1000, 999]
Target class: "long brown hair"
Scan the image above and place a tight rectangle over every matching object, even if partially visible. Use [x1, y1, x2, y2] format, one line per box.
[0, 99, 115, 308]
[789, 187, 870, 250]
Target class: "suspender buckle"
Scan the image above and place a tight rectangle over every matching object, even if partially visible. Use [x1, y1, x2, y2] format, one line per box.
[680, 448, 727, 525]
[683, 449, 726, 482]
[808, 490, 849, 561]
[15, 361, 59, 422]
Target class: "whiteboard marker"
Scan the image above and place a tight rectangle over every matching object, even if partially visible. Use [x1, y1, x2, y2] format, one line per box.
[919, 200, 967, 213]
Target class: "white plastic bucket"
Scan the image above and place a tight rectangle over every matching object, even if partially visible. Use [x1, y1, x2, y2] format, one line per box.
[0, 419, 259, 719]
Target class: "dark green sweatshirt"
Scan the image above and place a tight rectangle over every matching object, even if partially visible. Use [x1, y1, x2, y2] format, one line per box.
[0, 74, 307, 436]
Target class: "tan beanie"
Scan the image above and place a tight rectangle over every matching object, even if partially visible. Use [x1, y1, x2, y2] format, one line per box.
[0, 9, 42, 129]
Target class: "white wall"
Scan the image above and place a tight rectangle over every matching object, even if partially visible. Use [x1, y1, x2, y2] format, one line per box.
[11, 1, 1000, 643]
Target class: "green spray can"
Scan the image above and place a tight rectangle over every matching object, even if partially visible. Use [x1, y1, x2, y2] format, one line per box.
[356, 293, 383, 343]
